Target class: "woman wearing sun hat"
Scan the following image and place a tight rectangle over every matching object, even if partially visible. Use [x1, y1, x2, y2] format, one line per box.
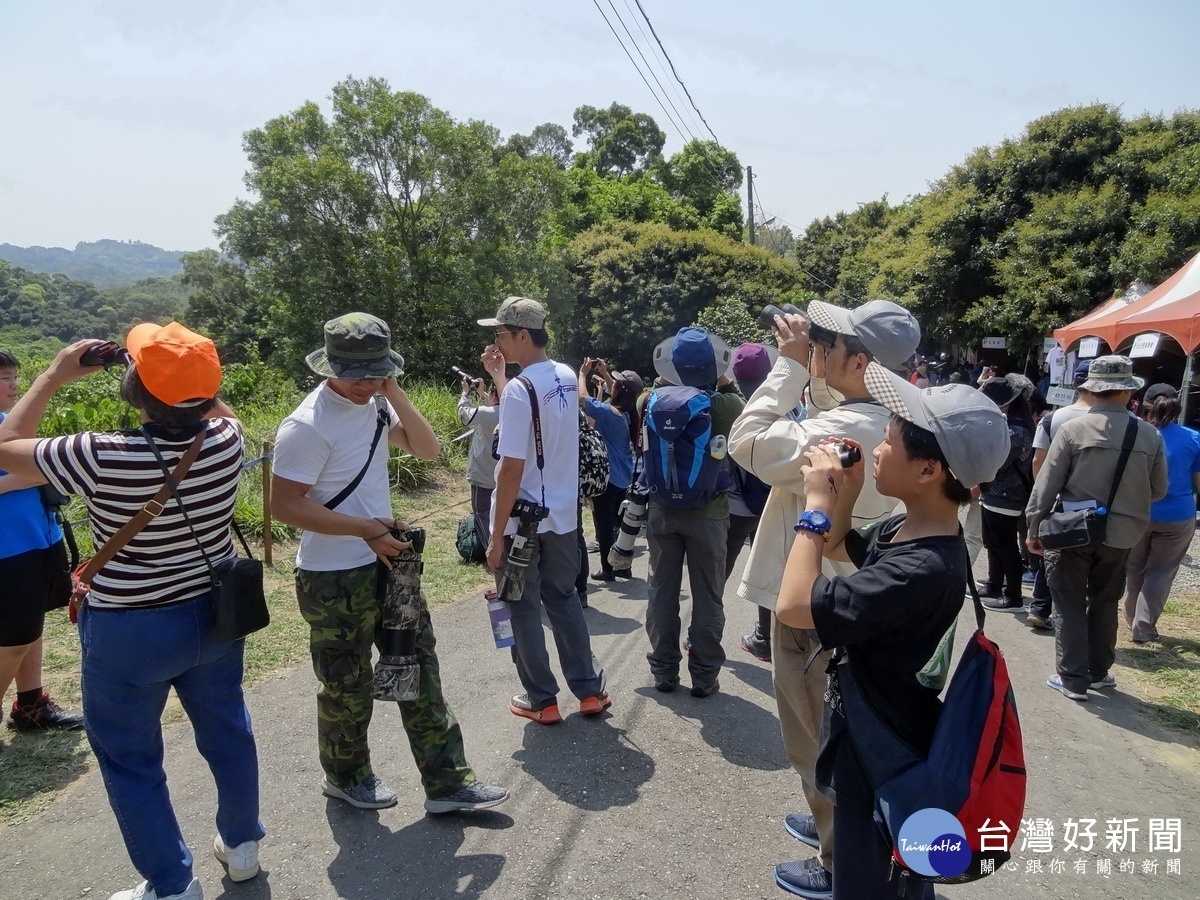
[0, 323, 262, 900]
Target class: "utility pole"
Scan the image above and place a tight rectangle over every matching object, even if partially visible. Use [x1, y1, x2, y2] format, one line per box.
[746, 165, 755, 245]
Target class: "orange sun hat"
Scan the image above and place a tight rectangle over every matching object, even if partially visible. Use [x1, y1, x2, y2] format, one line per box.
[125, 322, 222, 407]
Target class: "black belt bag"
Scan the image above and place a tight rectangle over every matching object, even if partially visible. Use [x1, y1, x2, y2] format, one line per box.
[1038, 416, 1138, 552]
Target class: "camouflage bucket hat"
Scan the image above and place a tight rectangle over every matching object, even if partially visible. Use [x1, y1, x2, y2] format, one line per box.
[306, 313, 405, 381]
[1078, 355, 1144, 393]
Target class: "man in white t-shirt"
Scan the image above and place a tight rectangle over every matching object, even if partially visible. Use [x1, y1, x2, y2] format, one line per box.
[480, 296, 608, 725]
[272, 313, 508, 814]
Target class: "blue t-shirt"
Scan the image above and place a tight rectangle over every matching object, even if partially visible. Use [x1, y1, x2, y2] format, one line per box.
[585, 398, 634, 490]
[1151, 422, 1200, 522]
[0, 412, 63, 560]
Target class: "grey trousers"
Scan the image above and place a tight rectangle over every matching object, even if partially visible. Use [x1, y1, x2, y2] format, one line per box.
[507, 529, 605, 705]
[1124, 518, 1195, 642]
[470, 484, 492, 547]
[1045, 543, 1131, 693]
[645, 505, 728, 687]
[774, 619, 836, 872]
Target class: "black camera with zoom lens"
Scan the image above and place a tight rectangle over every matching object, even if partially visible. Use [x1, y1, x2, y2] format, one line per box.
[80, 341, 131, 369]
[449, 365, 483, 389]
[390, 526, 426, 554]
[758, 304, 838, 349]
[511, 499, 549, 523]
[831, 442, 862, 468]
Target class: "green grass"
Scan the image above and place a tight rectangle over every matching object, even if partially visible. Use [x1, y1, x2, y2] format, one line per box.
[1114, 591, 1200, 740]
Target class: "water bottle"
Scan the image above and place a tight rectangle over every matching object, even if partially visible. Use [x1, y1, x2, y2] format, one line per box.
[486, 589, 515, 649]
[710, 433, 728, 460]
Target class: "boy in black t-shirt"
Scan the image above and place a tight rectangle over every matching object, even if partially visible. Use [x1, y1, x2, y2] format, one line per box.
[774, 365, 1010, 900]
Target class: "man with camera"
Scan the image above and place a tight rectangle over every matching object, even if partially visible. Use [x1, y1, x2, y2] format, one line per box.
[728, 300, 919, 898]
[480, 297, 608, 725]
[272, 313, 507, 813]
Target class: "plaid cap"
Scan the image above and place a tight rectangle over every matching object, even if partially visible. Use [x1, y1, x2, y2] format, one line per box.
[806, 299, 921, 369]
[864, 362, 1011, 489]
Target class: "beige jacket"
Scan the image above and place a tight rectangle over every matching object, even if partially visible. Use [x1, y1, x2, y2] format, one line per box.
[728, 356, 897, 611]
[1026, 403, 1167, 549]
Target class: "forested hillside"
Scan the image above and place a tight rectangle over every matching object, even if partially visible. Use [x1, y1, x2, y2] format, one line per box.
[0, 239, 189, 288]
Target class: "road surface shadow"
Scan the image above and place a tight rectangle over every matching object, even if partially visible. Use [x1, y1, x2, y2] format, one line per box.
[1080, 689, 1200, 751]
[582, 605, 642, 635]
[512, 720, 654, 810]
[722, 656, 775, 697]
[635, 686, 788, 771]
[324, 801, 511, 898]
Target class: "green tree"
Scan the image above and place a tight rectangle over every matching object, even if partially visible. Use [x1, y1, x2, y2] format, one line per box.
[571, 103, 666, 177]
[499, 123, 573, 168]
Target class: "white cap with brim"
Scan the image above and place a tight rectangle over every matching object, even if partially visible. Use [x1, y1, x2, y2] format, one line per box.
[807, 299, 921, 370]
[863, 362, 1011, 489]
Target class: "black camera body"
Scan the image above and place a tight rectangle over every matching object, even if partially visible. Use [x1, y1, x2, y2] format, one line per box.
[80, 341, 131, 369]
[511, 499, 549, 523]
[759, 304, 837, 349]
[390, 526, 427, 554]
[831, 442, 862, 468]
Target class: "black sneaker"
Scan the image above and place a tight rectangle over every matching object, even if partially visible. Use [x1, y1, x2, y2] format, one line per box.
[982, 596, 1023, 610]
[590, 570, 616, 582]
[8, 693, 83, 732]
[974, 582, 1000, 599]
[740, 625, 772, 662]
[654, 675, 680, 693]
[775, 858, 832, 898]
[691, 679, 719, 698]
[783, 812, 820, 849]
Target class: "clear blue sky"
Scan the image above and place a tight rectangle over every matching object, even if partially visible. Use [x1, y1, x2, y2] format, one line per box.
[2, 0, 1197, 252]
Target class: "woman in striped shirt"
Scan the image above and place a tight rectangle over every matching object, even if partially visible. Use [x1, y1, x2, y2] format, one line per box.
[0, 324, 263, 900]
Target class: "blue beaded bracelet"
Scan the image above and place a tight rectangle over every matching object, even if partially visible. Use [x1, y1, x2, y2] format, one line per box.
[794, 521, 830, 542]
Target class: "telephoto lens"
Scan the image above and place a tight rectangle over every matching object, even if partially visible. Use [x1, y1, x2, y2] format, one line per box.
[498, 517, 539, 603]
[371, 528, 427, 702]
[607, 484, 649, 572]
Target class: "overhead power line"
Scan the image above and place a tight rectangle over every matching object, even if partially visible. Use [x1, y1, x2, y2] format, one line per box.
[632, 0, 724, 146]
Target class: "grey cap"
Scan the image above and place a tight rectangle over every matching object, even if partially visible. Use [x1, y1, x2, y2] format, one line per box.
[1079, 355, 1144, 393]
[864, 362, 1011, 489]
[306, 312, 405, 381]
[807, 299, 921, 369]
[477, 296, 548, 329]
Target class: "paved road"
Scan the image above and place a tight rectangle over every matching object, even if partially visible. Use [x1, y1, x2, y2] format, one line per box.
[3, 546, 1200, 899]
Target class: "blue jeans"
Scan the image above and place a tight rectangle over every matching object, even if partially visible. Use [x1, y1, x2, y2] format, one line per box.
[80, 594, 264, 896]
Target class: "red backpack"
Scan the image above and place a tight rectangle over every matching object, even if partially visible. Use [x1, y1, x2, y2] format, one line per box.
[833, 575, 1026, 885]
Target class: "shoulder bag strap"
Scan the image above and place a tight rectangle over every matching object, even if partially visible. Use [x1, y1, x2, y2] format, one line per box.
[1103, 415, 1141, 512]
[516, 375, 546, 508]
[324, 397, 390, 511]
[78, 430, 206, 584]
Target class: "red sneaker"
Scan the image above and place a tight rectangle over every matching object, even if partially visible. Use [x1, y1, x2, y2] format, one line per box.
[509, 694, 561, 724]
[579, 693, 612, 716]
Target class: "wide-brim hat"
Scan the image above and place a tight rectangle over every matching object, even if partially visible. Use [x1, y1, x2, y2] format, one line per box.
[306, 312, 405, 381]
[1078, 355, 1144, 394]
[979, 376, 1022, 409]
[652, 327, 732, 388]
[864, 362, 1011, 489]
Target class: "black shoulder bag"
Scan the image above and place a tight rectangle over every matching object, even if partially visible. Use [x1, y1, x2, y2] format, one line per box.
[141, 426, 269, 642]
[1038, 416, 1138, 551]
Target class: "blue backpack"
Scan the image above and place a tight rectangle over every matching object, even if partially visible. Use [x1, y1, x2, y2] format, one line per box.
[643, 386, 731, 508]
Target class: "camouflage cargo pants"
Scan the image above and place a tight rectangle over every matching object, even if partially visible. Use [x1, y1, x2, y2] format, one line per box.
[294, 562, 476, 799]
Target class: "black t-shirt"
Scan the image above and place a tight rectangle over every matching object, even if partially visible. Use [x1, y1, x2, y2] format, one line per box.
[810, 514, 967, 810]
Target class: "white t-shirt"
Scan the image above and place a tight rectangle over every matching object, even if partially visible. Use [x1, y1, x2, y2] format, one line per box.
[1032, 403, 1092, 451]
[494, 359, 579, 535]
[274, 383, 399, 572]
[1046, 347, 1076, 386]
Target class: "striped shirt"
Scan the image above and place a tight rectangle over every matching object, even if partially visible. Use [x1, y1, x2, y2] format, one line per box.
[34, 418, 244, 609]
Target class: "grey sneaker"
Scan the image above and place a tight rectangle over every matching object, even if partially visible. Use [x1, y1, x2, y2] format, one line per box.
[1047, 675, 1088, 702]
[424, 782, 510, 814]
[1090, 673, 1117, 690]
[322, 774, 399, 809]
[783, 812, 821, 849]
[775, 857, 832, 897]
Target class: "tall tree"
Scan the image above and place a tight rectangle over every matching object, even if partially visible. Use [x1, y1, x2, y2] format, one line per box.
[571, 103, 666, 177]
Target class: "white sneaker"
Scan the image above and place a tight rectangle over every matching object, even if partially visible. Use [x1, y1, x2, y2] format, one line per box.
[214, 835, 261, 881]
[109, 877, 202, 900]
[1047, 675, 1088, 702]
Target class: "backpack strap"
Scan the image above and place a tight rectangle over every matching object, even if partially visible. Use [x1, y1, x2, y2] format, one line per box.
[325, 397, 390, 511]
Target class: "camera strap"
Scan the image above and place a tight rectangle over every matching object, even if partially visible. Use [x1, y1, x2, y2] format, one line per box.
[325, 396, 390, 511]
[516, 375, 548, 508]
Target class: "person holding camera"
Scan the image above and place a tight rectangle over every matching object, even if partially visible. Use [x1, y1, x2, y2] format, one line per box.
[728, 300, 919, 898]
[0, 325, 262, 900]
[457, 354, 507, 551]
[480, 297, 608, 724]
[578, 357, 641, 583]
[272, 313, 507, 814]
[0, 349, 83, 733]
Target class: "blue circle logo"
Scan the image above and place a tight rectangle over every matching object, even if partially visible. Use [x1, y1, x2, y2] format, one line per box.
[896, 808, 971, 877]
